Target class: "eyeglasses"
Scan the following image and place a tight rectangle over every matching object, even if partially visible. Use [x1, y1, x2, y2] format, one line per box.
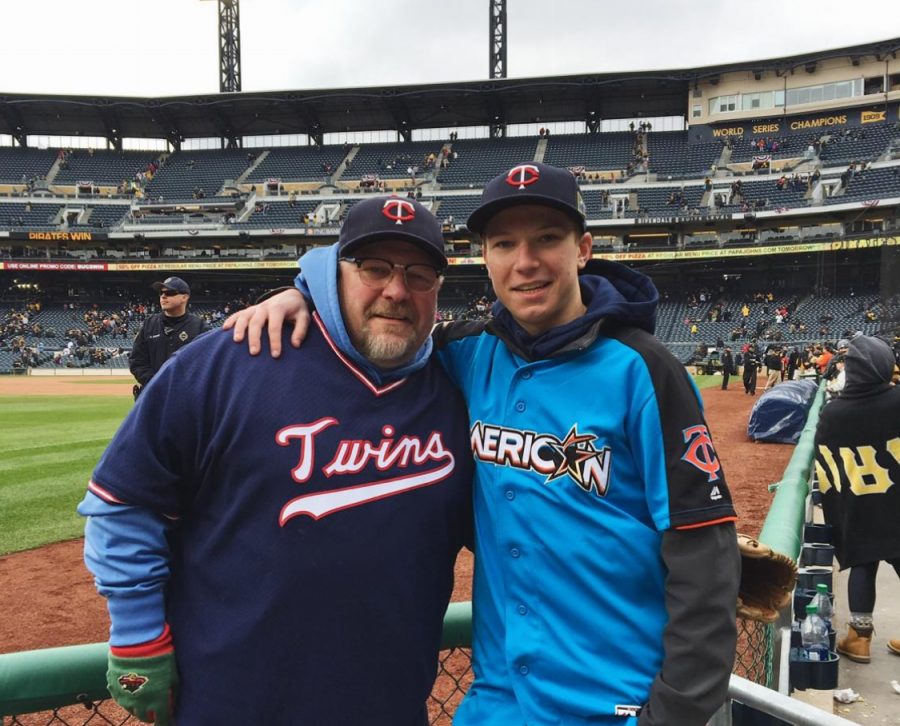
[159, 290, 184, 297]
[339, 257, 443, 293]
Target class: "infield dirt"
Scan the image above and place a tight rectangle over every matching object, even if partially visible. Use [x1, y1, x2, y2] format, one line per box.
[0, 384, 790, 655]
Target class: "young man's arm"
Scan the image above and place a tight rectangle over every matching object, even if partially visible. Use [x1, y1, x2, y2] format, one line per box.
[224, 287, 309, 357]
[620, 332, 739, 725]
[640, 524, 739, 726]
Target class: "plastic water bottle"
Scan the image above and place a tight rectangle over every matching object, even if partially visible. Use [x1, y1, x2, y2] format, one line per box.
[801, 604, 830, 662]
[810, 583, 833, 632]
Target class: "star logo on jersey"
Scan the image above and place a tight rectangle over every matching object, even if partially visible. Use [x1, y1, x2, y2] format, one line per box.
[471, 421, 612, 496]
[382, 198, 416, 224]
[117, 672, 149, 693]
[506, 164, 540, 190]
[681, 424, 721, 482]
[544, 426, 609, 491]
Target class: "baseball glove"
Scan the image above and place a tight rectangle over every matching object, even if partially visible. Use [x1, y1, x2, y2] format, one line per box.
[736, 534, 797, 623]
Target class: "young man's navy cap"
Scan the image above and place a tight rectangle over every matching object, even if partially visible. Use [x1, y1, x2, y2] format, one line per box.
[467, 162, 587, 235]
[151, 276, 191, 295]
[338, 196, 447, 268]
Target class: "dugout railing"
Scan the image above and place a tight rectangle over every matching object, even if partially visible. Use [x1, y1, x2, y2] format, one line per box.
[1, 385, 845, 725]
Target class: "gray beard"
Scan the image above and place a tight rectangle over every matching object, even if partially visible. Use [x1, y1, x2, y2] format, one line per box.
[356, 332, 417, 369]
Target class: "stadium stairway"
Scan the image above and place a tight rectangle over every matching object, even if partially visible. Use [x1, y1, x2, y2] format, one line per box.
[234, 151, 270, 185]
[332, 146, 361, 184]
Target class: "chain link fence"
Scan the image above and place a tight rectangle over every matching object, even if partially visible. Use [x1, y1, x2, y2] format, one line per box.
[4, 617, 775, 725]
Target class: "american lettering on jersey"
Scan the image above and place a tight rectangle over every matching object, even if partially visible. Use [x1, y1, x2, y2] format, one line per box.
[276, 421, 455, 524]
[470, 421, 612, 496]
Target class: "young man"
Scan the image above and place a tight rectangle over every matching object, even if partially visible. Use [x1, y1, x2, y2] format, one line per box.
[79, 197, 473, 725]
[128, 276, 207, 400]
[229, 162, 740, 725]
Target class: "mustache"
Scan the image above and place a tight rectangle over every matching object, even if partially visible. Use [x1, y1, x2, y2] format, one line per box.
[366, 305, 414, 321]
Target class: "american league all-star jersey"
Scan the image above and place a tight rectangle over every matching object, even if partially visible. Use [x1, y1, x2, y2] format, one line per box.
[435, 321, 736, 726]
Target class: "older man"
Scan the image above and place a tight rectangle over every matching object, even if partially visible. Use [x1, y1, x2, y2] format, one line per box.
[79, 197, 472, 725]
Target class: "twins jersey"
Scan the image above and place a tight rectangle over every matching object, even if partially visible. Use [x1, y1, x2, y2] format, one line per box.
[89, 318, 473, 725]
[435, 322, 736, 726]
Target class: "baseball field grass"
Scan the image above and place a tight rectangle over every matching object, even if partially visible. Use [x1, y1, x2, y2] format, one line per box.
[0, 395, 132, 555]
[692, 374, 721, 390]
[0, 372, 718, 557]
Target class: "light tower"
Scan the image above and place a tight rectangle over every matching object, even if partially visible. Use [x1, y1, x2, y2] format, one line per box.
[202, 0, 242, 92]
[489, 0, 507, 137]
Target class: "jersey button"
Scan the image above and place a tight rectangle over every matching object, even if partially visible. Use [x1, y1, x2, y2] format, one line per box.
[505, 490, 515, 500]
[518, 604, 528, 615]
[515, 401, 526, 412]
[510, 547, 520, 558]
[521, 371, 532, 380]
[519, 665, 529, 675]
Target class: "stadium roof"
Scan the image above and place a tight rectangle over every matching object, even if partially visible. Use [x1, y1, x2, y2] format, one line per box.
[1, 38, 898, 145]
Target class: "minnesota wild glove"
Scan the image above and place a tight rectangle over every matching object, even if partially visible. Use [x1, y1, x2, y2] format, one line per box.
[107, 625, 178, 724]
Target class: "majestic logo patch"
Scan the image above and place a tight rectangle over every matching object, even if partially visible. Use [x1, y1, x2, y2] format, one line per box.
[614, 704, 642, 717]
[471, 422, 612, 496]
[382, 198, 416, 224]
[681, 424, 721, 482]
[276, 421, 454, 523]
[506, 164, 540, 190]
[117, 672, 149, 693]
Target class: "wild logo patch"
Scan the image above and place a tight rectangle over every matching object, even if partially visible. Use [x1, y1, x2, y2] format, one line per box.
[117, 672, 149, 693]
[681, 424, 721, 482]
[471, 421, 612, 496]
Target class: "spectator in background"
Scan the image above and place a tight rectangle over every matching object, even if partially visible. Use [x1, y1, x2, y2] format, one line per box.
[763, 346, 782, 392]
[129, 277, 207, 400]
[742, 344, 761, 395]
[721, 346, 735, 390]
[815, 336, 900, 663]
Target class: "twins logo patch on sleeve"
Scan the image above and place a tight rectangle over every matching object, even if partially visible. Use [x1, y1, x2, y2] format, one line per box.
[681, 424, 722, 482]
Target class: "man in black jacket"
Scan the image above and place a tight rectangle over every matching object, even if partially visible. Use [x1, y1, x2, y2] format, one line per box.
[720, 346, 734, 390]
[129, 276, 207, 399]
[742, 344, 761, 395]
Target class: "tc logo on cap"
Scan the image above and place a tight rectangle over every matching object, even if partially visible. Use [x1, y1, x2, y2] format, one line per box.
[506, 164, 540, 190]
[382, 198, 416, 224]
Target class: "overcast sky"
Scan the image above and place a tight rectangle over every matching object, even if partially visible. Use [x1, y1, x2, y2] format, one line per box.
[0, 0, 898, 97]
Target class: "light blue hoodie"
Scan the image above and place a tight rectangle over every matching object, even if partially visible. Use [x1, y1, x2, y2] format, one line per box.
[296, 243, 435, 386]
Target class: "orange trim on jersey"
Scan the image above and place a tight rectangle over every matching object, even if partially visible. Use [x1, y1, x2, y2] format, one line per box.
[675, 515, 738, 530]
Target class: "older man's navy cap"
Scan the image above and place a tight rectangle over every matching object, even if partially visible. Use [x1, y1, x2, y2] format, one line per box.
[151, 276, 190, 295]
[467, 162, 587, 235]
[338, 196, 447, 267]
